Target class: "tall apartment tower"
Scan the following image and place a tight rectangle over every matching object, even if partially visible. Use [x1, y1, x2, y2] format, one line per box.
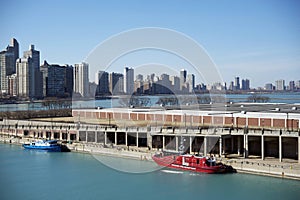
[234, 76, 240, 90]
[180, 69, 187, 91]
[16, 45, 42, 99]
[124, 67, 134, 94]
[74, 62, 89, 97]
[0, 38, 19, 93]
[95, 70, 109, 95]
[109, 72, 124, 94]
[275, 79, 285, 90]
[170, 76, 180, 93]
[23, 45, 43, 98]
[187, 74, 195, 93]
[242, 79, 250, 90]
[16, 57, 33, 98]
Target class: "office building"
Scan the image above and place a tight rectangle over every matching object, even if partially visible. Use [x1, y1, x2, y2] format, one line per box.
[16, 57, 33, 98]
[180, 69, 187, 91]
[241, 79, 250, 90]
[124, 67, 134, 94]
[275, 79, 285, 91]
[109, 72, 124, 94]
[74, 62, 89, 97]
[95, 70, 109, 95]
[264, 83, 273, 91]
[234, 76, 240, 90]
[23, 45, 43, 98]
[0, 38, 19, 94]
[289, 81, 295, 91]
[8, 74, 17, 96]
[187, 74, 195, 93]
[170, 76, 180, 92]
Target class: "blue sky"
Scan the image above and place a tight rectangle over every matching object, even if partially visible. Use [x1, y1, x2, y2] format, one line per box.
[0, 0, 299, 87]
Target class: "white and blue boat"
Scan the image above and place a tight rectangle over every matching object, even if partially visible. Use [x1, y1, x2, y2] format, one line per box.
[23, 140, 61, 152]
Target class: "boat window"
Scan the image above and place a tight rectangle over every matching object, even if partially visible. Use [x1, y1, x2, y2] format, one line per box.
[205, 160, 216, 166]
[197, 159, 199, 164]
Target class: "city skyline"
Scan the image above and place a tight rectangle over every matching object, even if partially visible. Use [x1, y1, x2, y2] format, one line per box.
[0, 0, 299, 88]
[1, 37, 299, 100]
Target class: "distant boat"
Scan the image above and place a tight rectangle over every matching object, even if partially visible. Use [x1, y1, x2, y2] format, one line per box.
[23, 140, 61, 152]
[153, 153, 236, 174]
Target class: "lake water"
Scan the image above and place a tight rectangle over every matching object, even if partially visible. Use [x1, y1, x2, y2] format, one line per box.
[0, 143, 299, 200]
[0, 92, 300, 112]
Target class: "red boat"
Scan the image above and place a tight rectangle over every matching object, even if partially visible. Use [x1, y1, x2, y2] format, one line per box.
[152, 153, 235, 174]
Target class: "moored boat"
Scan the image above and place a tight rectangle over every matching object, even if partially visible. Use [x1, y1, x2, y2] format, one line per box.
[152, 153, 235, 173]
[23, 140, 61, 152]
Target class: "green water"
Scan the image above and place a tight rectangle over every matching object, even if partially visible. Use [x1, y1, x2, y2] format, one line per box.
[0, 143, 299, 200]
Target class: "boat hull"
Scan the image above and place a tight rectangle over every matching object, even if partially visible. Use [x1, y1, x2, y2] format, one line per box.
[152, 155, 235, 174]
[22, 144, 61, 152]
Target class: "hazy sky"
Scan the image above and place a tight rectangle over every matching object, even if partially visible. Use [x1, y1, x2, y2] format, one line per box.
[0, 0, 299, 87]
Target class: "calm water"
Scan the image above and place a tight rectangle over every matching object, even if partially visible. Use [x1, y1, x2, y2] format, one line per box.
[0, 143, 299, 200]
[1, 92, 300, 112]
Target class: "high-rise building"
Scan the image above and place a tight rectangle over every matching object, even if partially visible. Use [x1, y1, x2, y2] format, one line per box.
[23, 45, 42, 98]
[241, 79, 250, 90]
[180, 69, 187, 91]
[134, 79, 144, 94]
[289, 81, 295, 91]
[40, 61, 50, 97]
[124, 67, 134, 94]
[134, 74, 144, 94]
[16, 57, 33, 98]
[264, 83, 273, 91]
[170, 76, 180, 92]
[234, 76, 240, 90]
[296, 80, 300, 89]
[156, 73, 171, 94]
[187, 74, 195, 93]
[48, 64, 65, 97]
[275, 79, 285, 90]
[74, 62, 89, 97]
[136, 74, 143, 81]
[16, 45, 42, 99]
[109, 72, 123, 94]
[95, 71, 109, 95]
[229, 81, 234, 91]
[40, 61, 73, 98]
[8, 74, 17, 96]
[0, 38, 19, 94]
[64, 65, 74, 97]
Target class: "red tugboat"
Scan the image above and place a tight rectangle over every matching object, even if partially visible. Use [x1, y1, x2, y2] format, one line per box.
[152, 153, 236, 174]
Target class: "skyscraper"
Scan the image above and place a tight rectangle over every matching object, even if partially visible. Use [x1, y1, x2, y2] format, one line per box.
[109, 72, 124, 94]
[180, 69, 187, 91]
[16, 57, 33, 98]
[64, 65, 74, 97]
[74, 62, 89, 97]
[0, 38, 19, 94]
[8, 73, 17, 96]
[95, 70, 109, 95]
[264, 83, 273, 91]
[234, 76, 240, 90]
[47, 64, 66, 97]
[289, 81, 295, 91]
[170, 76, 180, 92]
[124, 67, 134, 94]
[187, 74, 195, 93]
[241, 79, 250, 90]
[275, 79, 285, 90]
[23, 45, 42, 98]
[16, 44, 42, 99]
[40, 62, 73, 98]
